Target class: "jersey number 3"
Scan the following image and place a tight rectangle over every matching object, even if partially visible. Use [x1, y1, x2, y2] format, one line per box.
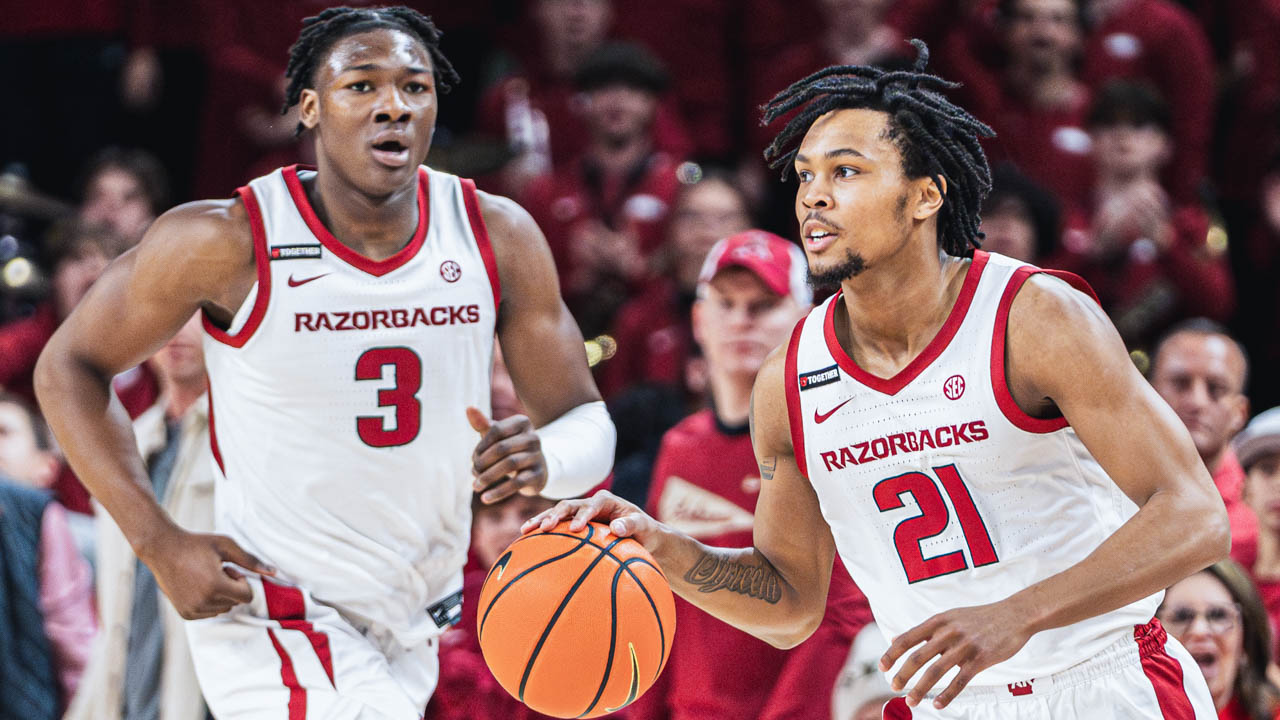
[873, 465, 999, 583]
[355, 347, 422, 447]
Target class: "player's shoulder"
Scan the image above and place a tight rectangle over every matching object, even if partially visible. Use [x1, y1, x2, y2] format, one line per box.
[1006, 271, 1107, 339]
[141, 198, 253, 264]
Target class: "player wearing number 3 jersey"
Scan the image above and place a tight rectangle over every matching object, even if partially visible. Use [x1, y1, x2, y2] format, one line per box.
[527, 43, 1226, 719]
[34, 8, 614, 720]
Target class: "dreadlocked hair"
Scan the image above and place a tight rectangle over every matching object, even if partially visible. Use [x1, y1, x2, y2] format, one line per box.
[282, 6, 461, 136]
[761, 40, 995, 257]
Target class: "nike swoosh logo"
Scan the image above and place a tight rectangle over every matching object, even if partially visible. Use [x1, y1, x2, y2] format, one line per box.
[604, 642, 640, 712]
[287, 273, 330, 287]
[814, 398, 853, 424]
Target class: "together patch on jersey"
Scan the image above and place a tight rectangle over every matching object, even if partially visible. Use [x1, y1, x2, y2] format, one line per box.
[270, 244, 323, 260]
[798, 364, 840, 391]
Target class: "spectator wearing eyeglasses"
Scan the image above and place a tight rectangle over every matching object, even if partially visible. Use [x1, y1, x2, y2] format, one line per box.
[1159, 560, 1280, 719]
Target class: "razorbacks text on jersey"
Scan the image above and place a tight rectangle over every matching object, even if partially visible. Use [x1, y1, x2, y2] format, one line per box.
[785, 250, 1159, 686]
[202, 164, 498, 647]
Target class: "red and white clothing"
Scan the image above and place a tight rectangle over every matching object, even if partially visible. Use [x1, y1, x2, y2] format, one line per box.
[784, 250, 1213, 714]
[192, 164, 500, 718]
[633, 409, 872, 720]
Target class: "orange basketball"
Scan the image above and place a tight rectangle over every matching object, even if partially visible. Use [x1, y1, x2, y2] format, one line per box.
[476, 520, 676, 718]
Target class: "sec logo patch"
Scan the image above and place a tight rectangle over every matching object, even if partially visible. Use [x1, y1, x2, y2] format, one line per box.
[943, 374, 965, 401]
[440, 260, 462, 283]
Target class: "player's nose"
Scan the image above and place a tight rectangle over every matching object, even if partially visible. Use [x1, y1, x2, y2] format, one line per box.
[373, 87, 412, 124]
[801, 177, 832, 209]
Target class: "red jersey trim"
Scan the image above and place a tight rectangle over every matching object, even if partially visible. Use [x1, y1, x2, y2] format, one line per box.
[460, 178, 502, 312]
[263, 579, 336, 688]
[823, 251, 989, 396]
[282, 164, 429, 277]
[990, 265, 1098, 434]
[784, 318, 808, 479]
[203, 185, 271, 348]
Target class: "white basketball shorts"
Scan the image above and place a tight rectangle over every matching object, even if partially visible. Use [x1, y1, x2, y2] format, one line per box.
[186, 575, 439, 719]
[880, 619, 1214, 720]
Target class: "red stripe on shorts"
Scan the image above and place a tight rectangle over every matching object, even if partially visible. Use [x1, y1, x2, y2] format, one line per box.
[268, 628, 306, 720]
[1135, 618, 1197, 719]
[882, 697, 912, 719]
[263, 579, 336, 688]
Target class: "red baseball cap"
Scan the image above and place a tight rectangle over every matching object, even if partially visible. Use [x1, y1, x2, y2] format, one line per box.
[697, 230, 812, 305]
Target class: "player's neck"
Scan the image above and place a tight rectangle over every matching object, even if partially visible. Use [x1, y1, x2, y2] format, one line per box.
[708, 372, 753, 427]
[307, 164, 421, 261]
[836, 244, 968, 374]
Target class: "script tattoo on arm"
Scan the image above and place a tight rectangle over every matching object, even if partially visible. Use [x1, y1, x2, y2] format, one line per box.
[683, 552, 783, 604]
[759, 455, 777, 481]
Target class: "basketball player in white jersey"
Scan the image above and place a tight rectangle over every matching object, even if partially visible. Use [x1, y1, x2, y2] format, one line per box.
[525, 43, 1228, 718]
[34, 7, 615, 719]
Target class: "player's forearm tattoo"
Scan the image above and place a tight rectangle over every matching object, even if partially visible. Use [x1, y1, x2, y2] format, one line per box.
[759, 455, 777, 481]
[683, 553, 783, 604]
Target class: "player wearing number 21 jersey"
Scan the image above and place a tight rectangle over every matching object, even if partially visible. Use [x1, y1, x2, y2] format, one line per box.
[35, 8, 615, 720]
[527, 42, 1227, 720]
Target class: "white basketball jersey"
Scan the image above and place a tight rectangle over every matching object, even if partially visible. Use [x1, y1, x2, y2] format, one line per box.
[786, 251, 1159, 685]
[202, 165, 498, 647]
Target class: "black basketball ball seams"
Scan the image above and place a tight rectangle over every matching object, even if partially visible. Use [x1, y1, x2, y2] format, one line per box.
[518, 537, 627, 702]
[479, 524, 597, 638]
[584, 556, 668, 716]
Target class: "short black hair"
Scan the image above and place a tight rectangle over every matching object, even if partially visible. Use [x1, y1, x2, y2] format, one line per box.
[282, 6, 461, 136]
[0, 391, 52, 452]
[984, 163, 1062, 260]
[1087, 81, 1172, 133]
[1150, 317, 1251, 389]
[77, 147, 170, 215]
[762, 40, 995, 257]
[573, 42, 669, 94]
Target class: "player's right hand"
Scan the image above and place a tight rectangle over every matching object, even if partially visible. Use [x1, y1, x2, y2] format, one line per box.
[521, 490, 664, 549]
[140, 526, 276, 620]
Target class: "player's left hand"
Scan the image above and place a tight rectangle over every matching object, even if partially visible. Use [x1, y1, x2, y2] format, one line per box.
[467, 407, 547, 503]
[878, 600, 1035, 709]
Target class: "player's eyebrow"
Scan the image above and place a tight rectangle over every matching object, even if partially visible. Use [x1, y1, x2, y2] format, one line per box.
[794, 148, 866, 164]
[340, 63, 431, 75]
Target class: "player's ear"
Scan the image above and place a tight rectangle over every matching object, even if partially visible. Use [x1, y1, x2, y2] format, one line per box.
[912, 174, 946, 221]
[299, 89, 321, 131]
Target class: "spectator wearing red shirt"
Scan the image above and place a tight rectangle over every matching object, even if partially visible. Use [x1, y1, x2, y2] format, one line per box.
[1238, 409, 1280, 659]
[477, 0, 691, 197]
[632, 231, 870, 720]
[746, 0, 912, 164]
[1081, 0, 1216, 204]
[1052, 82, 1234, 348]
[1149, 320, 1257, 561]
[947, 0, 1094, 208]
[599, 169, 752, 402]
[520, 43, 686, 337]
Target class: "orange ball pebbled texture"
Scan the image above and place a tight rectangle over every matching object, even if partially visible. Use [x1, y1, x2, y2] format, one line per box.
[476, 520, 677, 718]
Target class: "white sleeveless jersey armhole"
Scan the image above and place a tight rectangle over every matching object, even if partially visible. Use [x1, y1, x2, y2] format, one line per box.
[201, 165, 499, 647]
[785, 250, 1159, 685]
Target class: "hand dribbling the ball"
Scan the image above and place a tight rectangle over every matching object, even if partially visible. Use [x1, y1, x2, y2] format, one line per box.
[520, 489, 667, 551]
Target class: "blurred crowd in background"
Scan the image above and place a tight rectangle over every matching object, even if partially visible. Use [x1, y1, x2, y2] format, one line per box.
[4, 0, 1280, 719]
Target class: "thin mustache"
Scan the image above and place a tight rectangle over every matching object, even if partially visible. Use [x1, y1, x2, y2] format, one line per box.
[803, 212, 843, 231]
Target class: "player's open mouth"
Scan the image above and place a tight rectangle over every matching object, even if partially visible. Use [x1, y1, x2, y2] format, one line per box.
[371, 140, 410, 168]
[803, 222, 840, 253]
